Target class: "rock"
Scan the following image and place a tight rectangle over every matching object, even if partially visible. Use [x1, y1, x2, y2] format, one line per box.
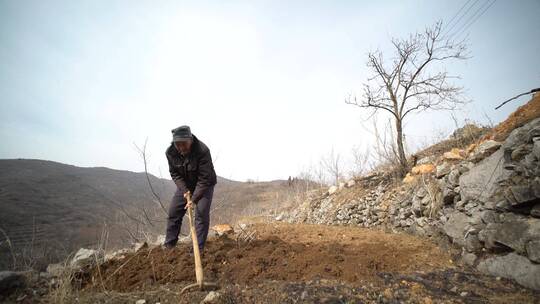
[510, 145, 530, 162]
[275, 213, 284, 221]
[412, 198, 423, 217]
[403, 173, 416, 184]
[478, 223, 500, 249]
[436, 163, 452, 178]
[417, 155, 437, 165]
[451, 124, 486, 140]
[415, 187, 427, 198]
[40, 271, 53, 280]
[0, 271, 26, 294]
[533, 138, 540, 159]
[443, 148, 465, 160]
[470, 140, 502, 162]
[46, 263, 65, 277]
[526, 240, 540, 263]
[105, 248, 130, 262]
[346, 179, 356, 188]
[71, 248, 101, 268]
[505, 185, 538, 208]
[152, 235, 166, 246]
[134, 242, 148, 252]
[490, 215, 540, 254]
[465, 234, 482, 252]
[338, 182, 346, 190]
[502, 118, 540, 151]
[442, 187, 456, 205]
[459, 149, 512, 204]
[213, 224, 235, 235]
[328, 186, 338, 195]
[411, 164, 436, 175]
[446, 169, 461, 187]
[461, 251, 477, 266]
[466, 142, 478, 154]
[443, 212, 472, 246]
[135, 300, 146, 304]
[531, 204, 540, 218]
[477, 252, 540, 290]
[201, 291, 221, 303]
[479, 210, 498, 224]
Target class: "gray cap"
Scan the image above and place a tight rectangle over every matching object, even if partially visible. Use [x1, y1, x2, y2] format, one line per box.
[172, 125, 192, 142]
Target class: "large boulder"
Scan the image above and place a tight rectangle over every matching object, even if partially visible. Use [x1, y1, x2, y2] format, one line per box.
[443, 212, 473, 246]
[504, 183, 540, 208]
[501, 117, 540, 152]
[477, 252, 540, 290]
[469, 140, 502, 163]
[481, 214, 540, 257]
[71, 248, 102, 268]
[436, 162, 452, 178]
[459, 149, 512, 204]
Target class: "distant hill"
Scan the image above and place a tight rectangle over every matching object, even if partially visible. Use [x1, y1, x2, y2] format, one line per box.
[0, 159, 293, 269]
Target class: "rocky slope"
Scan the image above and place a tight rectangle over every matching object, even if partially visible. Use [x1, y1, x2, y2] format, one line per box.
[284, 94, 540, 291]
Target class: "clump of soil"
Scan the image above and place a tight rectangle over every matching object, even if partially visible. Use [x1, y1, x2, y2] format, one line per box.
[81, 222, 453, 292]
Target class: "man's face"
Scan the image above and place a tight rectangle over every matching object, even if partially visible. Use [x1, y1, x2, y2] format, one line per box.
[174, 139, 192, 155]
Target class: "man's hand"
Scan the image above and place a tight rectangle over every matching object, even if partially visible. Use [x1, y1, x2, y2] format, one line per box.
[184, 191, 193, 210]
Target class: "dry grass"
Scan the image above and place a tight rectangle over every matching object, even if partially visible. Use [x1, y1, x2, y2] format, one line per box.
[486, 92, 540, 141]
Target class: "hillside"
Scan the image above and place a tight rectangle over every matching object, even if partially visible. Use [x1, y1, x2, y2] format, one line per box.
[0, 159, 292, 269]
[2, 96, 539, 303]
[284, 93, 540, 293]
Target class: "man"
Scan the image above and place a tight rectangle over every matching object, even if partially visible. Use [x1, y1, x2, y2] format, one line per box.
[164, 125, 217, 251]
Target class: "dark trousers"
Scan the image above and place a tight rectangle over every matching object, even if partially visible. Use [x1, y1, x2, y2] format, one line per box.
[164, 185, 214, 250]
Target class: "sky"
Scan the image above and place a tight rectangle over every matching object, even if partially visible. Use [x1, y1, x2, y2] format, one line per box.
[1, 0, 539, 182]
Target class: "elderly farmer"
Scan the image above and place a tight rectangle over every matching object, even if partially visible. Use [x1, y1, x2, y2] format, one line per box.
[164, 126, 217, 250]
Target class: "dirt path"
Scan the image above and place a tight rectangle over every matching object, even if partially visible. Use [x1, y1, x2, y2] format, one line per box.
[76, 222, 538, 303]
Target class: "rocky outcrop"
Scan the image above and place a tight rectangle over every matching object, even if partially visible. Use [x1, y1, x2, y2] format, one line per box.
[477, 253, 540, 290]
[284, 118, 540, 291]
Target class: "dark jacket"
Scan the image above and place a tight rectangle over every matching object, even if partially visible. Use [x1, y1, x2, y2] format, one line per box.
[166, 135, 217, 203]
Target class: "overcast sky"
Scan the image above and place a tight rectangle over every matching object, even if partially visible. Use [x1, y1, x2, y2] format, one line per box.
[1, 0, 539, 182]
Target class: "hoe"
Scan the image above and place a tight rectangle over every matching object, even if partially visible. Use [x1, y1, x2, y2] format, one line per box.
[180, 192, 219, 294]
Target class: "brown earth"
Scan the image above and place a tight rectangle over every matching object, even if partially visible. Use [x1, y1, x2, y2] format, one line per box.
[73, 222, 539, 303]
[83, 222, 451, 292]
[486, 92, 540, 141]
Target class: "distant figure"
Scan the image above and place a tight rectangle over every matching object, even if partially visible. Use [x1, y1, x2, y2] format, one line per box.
[164, 126, 217, 251]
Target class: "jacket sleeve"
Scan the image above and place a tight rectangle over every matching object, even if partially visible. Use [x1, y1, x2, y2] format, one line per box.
[166, 152, 188, 194]
[191, 148, 214, 203]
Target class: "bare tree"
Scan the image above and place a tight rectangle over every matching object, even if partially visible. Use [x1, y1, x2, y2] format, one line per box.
[346, 21, 468, 176]
[321, 148, 342, 186]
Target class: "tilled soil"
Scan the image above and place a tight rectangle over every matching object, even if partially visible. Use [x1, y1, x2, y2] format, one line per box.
[77, 222, 539, 303]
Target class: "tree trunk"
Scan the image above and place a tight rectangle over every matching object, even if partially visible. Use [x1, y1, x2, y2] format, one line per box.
[395, 118, 408, 177]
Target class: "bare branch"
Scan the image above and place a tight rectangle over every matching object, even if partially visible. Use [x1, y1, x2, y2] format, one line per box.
[346, 21, 468, 176]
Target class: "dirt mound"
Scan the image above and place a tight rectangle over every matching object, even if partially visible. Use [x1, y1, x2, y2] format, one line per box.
[81, 222, 453, 292]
